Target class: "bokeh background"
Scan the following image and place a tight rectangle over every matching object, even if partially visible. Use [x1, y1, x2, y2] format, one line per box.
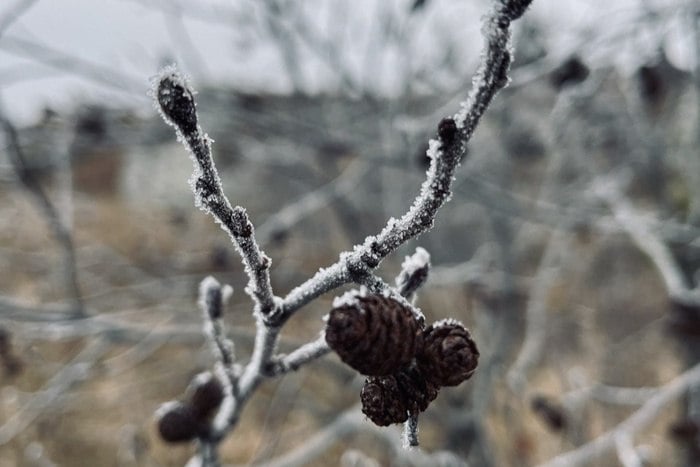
[1, 0, 699, 466]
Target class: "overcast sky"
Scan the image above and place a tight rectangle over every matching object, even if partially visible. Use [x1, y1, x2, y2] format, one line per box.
[0, 0, 691, 125]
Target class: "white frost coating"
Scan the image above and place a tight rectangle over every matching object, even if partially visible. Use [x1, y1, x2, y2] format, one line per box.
[331, 286, 368, 308]
[426, 139, 441, 161]
[211, 362, 236, 434]
[188, 371, 214, 391]
[149, 65, 198, 136]
[399, 247, 430, 280]
[431, 317, 466, 329]
[154, 400, 181, 419]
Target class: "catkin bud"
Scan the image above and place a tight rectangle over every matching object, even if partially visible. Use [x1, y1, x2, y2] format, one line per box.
[437, 118, 458, 145]
[361, 366, 439, 426]
[155, 69, 198, 134]
[325, 295, 423, 376]
[155, 401, 200, 443]
[416, 319, 479, 387]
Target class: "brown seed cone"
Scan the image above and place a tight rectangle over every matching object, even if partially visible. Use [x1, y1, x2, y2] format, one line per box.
[155, 401, 201, 443]
[186, 372, 225, 421]
[360, 366, 439, 426]
[325, 295, 423, 376]
[417, 319, 479, 387]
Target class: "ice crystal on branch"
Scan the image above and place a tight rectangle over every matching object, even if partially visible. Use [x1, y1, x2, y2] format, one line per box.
[396, 247, 431, 300]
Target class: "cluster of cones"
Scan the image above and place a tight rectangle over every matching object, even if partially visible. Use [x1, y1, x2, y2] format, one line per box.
[325, 294, 479, 426]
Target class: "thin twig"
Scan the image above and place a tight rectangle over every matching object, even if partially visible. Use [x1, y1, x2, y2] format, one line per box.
[279, 0, 533, 322]
[539, 362, 700, 467]
[0, 0, 39, 38]
[153, 0, 533, 457]
[0, 34, 144, 94]
[0, 109, 85, 317]
[0, 337, 108, 445]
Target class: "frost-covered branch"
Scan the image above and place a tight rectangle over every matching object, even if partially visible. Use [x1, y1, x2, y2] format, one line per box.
[199, 277, 237, 376]
[266, 334, 331, 376]
[279, 0, 533, 322]
[152, 0, 532, 462]
[152, 67, 278, 322]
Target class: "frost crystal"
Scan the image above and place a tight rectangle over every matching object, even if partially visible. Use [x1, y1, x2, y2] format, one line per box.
[331, 286, 368, 309]
[400, 247, 430, 278]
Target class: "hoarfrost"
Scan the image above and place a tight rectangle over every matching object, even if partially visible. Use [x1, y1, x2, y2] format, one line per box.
[331, 287, 368, 309]
[398, 247, 430, 281]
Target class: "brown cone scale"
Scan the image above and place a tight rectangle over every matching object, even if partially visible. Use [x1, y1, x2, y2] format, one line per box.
[361, 366, 439, 426]
[417, 320, 479, 387]
[325, 295, 423, 376]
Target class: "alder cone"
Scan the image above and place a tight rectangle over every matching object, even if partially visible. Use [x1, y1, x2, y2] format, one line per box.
[417, 320, 479, 387]
[325, 295, 423, 376]
[361, 366, 439, 426]
[187, 372, 225, 421]
[156, 401, 201, 443]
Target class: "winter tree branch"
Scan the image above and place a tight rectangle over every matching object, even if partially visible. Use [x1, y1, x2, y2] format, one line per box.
[151, 0, 533, 463]
[0, 107, 85, 317]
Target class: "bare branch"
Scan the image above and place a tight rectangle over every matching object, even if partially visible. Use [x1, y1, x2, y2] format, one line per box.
[152, 67, 278, 321]
[540, 362, 700, 467]
[199, 277, 237, 375]
[0, 34, 144, 94]
[0, 0, 39, 38]
[0, 337, 108, 445]
[0, 108, 84, 317]
[280, 0, 533, 322]
[507, 229, 570, 392]
[266, 334, 331, 376]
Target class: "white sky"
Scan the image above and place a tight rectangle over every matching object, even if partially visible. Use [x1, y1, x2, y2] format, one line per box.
[0, 0, 692, 125]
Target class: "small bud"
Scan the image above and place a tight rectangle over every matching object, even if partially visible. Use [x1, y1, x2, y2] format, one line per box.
[155, 68, 198, 134]
[437, 118, 458, 145]
[361, 366, 439, 426]
[325, 295, 423, 376]
[416, 319, 479, 387]
[186, 372, 225, 421]
[155, 401, 200, 443]
[396, 247, 431, 299]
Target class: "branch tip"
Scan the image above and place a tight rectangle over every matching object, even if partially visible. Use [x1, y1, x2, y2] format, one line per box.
[152, 65, 198, 134]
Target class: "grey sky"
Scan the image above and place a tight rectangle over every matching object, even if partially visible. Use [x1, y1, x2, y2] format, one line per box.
[0, 0, 690, 125]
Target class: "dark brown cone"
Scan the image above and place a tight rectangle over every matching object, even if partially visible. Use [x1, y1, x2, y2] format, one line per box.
[360, 366, 439, 426]
[155, 401, 201, 443]
[417, 319, 479, 387]
[325, 295, 423, 376]
[186, 372, 225, 421]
